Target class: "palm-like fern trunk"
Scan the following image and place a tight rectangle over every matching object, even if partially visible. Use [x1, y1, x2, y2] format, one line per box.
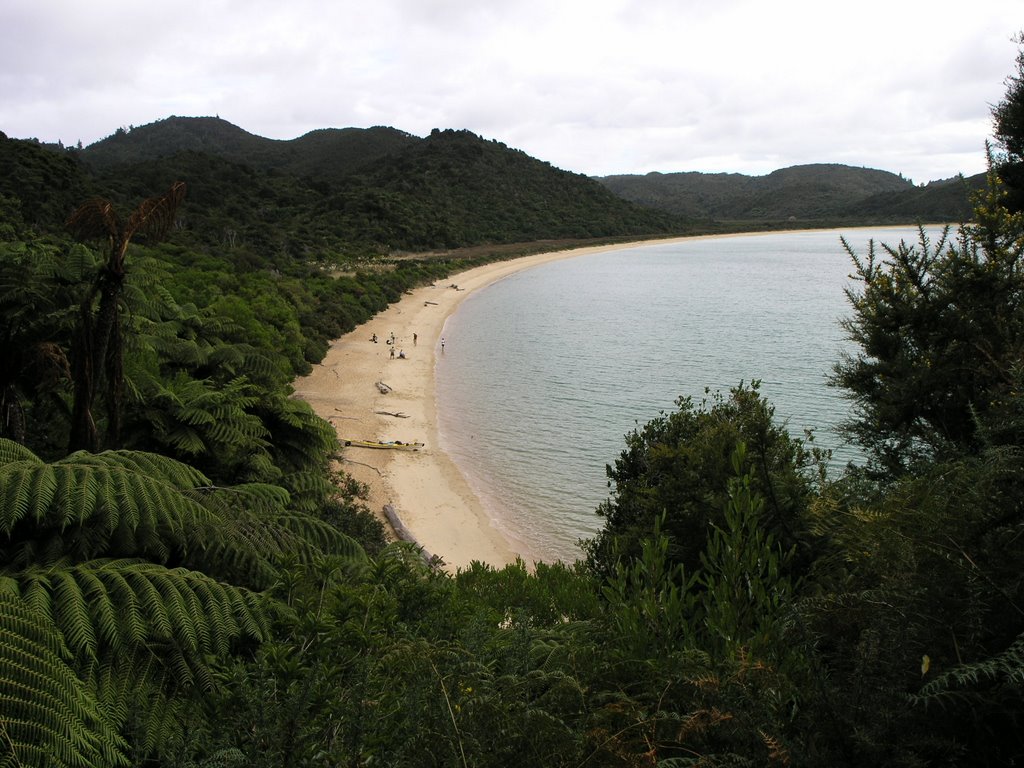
[69, 268, 124, 452]
[68, 297, 99, 452]
[65, 185, 184, 452]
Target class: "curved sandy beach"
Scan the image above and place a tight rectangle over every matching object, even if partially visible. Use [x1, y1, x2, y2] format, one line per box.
[293, 235, 751, 570]
[293, 226, 921, 570]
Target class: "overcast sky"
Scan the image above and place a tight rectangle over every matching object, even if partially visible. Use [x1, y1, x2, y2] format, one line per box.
[2, 1, 1020, 183]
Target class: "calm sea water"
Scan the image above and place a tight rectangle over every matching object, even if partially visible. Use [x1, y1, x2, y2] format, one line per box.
[435, 227, 945, 563]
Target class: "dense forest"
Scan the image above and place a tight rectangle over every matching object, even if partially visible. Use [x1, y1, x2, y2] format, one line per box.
[2, 42, 1024, 767]
[597, 164, 985, 226]
[16, 120, 684, 255]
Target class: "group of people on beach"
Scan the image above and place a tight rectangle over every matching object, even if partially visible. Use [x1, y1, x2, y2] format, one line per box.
[373, 330, 422, 360]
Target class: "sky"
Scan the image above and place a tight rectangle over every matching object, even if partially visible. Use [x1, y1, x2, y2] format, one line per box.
[2, 0, 1021, 184]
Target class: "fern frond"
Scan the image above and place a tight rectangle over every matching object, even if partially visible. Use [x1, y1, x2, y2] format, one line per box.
[123, 565, 173, 641]
[15, 560, 268, 681]
[161, 426, 209, 456]
[123, 182, 186, 244]
[0, 440, 40, 465]
[191, 482, 366, 569]
[0, 461, 52, 535]
[94, 567, 146, 645]
[0, 442, 228, 564]
[0, 592, 129, 767]
[64, 197, 120, 242]
[51, 569, 97, 657]
[91, 449, 209, 488]
[281, 470, 334, 513]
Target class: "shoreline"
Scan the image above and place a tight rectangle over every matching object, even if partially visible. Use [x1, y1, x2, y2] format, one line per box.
[294, 239, 676, 570]
[292, 227, 915, 571]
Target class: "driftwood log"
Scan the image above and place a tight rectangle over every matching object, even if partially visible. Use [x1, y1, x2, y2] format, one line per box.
[383, 503, 439, 568]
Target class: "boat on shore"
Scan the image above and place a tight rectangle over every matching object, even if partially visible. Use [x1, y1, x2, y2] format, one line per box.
[344, 439, 424, 451]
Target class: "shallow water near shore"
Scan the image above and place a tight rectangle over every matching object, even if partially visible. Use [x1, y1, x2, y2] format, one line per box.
[435, 226, 947, 563]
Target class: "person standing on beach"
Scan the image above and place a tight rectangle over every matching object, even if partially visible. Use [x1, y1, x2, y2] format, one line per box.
[390, 347, 395, 359]
[413, 333, 417, 345]
[441, 337, 445, 353]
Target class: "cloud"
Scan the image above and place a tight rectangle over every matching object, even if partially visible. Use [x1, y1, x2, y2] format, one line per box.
[1, 0, 1019, 181]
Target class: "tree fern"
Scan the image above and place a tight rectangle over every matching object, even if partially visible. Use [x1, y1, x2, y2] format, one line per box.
[0, 592, 129, 768]
[186, 482, 366, 585]
[16, 560, 268, 662]
[0, 438, 364, 764]
[0, 444, 218, 565]
[65, 182, 187, 452]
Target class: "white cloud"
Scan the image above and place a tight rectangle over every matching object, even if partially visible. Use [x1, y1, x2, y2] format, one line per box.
[1, 0, 1019, 181]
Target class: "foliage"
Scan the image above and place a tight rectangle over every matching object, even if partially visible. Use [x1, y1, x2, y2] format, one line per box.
[790, 445, 1024, 766]
[0, 239, 82, 446]
[697, 445, 797, 663]
[0, 133, 92, 232]
[0, 441, 279, 765]
[831, 178, 1024, 473]
[77, 117, 418, 185]
[587, 453, 803, 767]
[64, 181, 187, 452]
[601, 514, 698, 660]
[53, 120, 684, 256]
[583, 382, 820, 581]
[7, 49, 1024, 768]
[993, 33, 1024, 212]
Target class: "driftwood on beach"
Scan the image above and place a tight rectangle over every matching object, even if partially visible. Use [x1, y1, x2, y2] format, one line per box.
[375, 380, 392, 394]
[383, 503, 438, 567]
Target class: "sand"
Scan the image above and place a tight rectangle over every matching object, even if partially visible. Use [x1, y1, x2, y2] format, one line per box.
[292, 234, 762, 570]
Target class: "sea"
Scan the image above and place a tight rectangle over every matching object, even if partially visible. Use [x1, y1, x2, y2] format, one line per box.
[434, 226, 948, 563]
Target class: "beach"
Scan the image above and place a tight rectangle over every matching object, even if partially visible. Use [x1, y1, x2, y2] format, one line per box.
[294, 238, 699, 570]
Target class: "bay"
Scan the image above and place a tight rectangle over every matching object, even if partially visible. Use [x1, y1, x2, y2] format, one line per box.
[435, 226, 946, 563]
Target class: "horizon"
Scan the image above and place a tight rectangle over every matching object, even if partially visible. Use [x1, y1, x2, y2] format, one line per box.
[14, 114, 977, 186]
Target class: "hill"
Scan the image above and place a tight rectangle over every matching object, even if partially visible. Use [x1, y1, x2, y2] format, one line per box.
[0, 129, 93, 230]
[4, 115, 982, 260]
[62, 117, 682, 254]
[79, 117, 420, 185]
[598, 163, 982, 224]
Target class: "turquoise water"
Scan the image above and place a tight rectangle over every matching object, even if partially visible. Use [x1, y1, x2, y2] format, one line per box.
[435, 227, 944, 563]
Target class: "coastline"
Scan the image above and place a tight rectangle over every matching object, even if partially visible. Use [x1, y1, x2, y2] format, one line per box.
[294, 238, 701, 570]
[292, 227, 900, 570]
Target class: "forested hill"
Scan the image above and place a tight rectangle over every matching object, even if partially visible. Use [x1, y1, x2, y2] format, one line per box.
[598, 163, 985, 224]
[27, 116, 680, 254]
[76, 117, 421, 183]
[6, 115, 983, 261]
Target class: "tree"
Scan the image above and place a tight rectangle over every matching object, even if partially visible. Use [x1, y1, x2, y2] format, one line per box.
[831, 184, 1024, 473]
[583, 382, 818, 580]
[793, 442, 1024, 766]
[993, 33, 1024, 212]
[65, 182, 186, 452]
[590, 449, 803, 766]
